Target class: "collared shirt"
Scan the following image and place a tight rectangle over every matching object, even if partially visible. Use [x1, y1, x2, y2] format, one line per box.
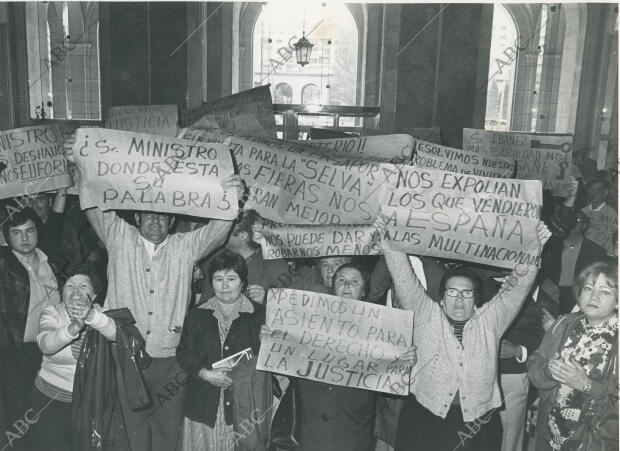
[201, 295, 254, 344]
[91, 209, 230, 357]
[141, 236, 169, 262]
[13, 248, 60, 342]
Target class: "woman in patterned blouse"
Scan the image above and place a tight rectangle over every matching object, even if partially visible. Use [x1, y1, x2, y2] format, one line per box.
[528, 262, 618, 451]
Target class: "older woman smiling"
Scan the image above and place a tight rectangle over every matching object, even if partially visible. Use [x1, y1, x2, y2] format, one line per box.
[528, 262, 618, 451]
[27, 269, 116, 451]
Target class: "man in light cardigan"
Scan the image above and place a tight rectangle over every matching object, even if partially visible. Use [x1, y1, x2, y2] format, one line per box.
[63, 136, 243, 451]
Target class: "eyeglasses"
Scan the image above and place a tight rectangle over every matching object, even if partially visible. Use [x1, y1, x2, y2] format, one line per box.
[444, 288, 477, 299]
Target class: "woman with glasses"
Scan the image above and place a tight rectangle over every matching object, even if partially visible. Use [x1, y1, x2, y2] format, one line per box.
[527, 262, 618, 451]
[383, 222, 551, 451]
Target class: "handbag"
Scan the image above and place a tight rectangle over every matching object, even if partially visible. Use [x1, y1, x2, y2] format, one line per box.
[562, 335, 618, 451]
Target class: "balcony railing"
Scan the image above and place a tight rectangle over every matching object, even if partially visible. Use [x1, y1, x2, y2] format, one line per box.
[273, 104, 381, 139]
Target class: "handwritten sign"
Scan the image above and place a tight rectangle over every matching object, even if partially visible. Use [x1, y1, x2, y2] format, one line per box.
[35, 120, 101, 195]
[309, 134, 412, 163]
[410, 137, 515, 178]
[73, 128, 237, 219]
[463, 128, 573, 196]
[0, 125, 72, 199]
[379, 166, 543, 269]
[257, 288, 414, 395]
[179, 86, 277, 137]
[179, 126, 402, 225]
[105, 105, 178, 137]
[259, 221, 381, 260]
[310, 134, 515, 177]
[583, 205, 618, 250]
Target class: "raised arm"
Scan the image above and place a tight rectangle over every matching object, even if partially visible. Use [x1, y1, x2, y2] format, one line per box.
[383, 249, 435, 318]
[188, 219, 233, 263]
[62, 133, 122, 247]
[85, 305, 116, 341]
[37, 306, 78, 355]
[186, 174, 244, 262]
[483, 223, 551, 334]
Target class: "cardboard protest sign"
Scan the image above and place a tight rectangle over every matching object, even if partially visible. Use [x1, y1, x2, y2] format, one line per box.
[179, 126, 402, 225]
[309, 128, 355, 139]
[0, 125, 72, 199]
[179, 86, 277, 137]
[34, 120, 102, 195]
[583, 205, 618, 250]
[73, 128, 237, 219]
[257, 288, 414, 395]
[259, 221, 381, 260]
[310, 135, 515, 177]
[410, 137, 515, 178]
[463, 128, 573, 196]
[379, 166, 543, 269]
[105, 105, 178, 137]
[309, 134, 412, 163]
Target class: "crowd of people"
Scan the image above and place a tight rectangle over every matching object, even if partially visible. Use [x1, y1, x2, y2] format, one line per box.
[0, 137, 617, 451]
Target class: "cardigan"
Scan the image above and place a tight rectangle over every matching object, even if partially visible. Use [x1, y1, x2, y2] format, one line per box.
[36, 303, 116, 393]
[386, 250, 538, 422]
[527, 313, 619, 451]
[176, 298, 265, 426]
[85, 208, 231, 357]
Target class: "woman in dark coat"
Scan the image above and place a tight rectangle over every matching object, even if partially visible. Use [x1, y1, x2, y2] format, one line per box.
[177, 250, 268, 450]
[292, 263, 416, 451]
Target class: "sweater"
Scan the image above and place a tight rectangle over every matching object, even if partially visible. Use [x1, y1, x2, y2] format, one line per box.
[86, 208, 231, 357]
[37, 303, 116, 393]
[385, 250, 538, 422]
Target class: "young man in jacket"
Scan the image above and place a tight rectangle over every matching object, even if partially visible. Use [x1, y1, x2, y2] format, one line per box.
[0, 207, 61, 450]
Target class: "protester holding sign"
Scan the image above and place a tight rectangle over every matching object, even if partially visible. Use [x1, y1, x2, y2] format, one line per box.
[382, 217, 550, 451]
[261, 264, 416, 451]
[63, 135, 244, 451]
[177, 250, 269, 451]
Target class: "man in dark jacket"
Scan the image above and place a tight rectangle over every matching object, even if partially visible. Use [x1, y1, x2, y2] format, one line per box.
[543, 211, 607, 313]
[0, 207, 61, 450]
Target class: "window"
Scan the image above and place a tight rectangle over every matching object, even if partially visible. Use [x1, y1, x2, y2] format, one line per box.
[274, 82, 293, 104]
[301, 83, 320, 105]
[504, 4, 587, 134]
[484, 5, 518, 131]
[25, 2, 101, 120]
[252, 1, 359, 105]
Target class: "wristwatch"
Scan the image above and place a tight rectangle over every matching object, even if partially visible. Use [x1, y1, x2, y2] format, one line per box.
[583, 380, 592, 394]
